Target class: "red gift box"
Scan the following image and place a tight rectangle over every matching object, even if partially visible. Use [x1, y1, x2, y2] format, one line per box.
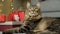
[19, 11, 25, 22]
[8, 10, 19, 21]
[8, 13, 14, 21]
[8, 10, 25, 22]
[0, 14, 6, 22]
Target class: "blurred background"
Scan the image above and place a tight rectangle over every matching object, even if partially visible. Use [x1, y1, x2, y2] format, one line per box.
[0, 0, 60, 20]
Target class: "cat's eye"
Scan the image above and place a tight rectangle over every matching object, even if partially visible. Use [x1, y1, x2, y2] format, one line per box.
[35, 8, 38, 11]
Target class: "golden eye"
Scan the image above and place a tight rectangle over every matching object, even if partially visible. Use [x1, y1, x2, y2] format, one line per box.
[35, 9, 37, 11]
[29, 9, 31, 11]
[30, 7, 31, 9]
[35, 7, 37, 9]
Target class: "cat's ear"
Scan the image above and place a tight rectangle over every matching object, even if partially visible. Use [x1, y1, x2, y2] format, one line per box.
[36, 2, 40, 8]
[27, 2, 30, 8]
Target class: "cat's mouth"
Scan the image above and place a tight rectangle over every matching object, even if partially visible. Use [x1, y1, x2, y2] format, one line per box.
[29, 13, 38, 17]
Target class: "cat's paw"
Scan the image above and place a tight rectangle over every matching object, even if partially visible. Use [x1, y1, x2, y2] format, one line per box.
[31, 30, 49, 33]
[31, 30, 41, 33]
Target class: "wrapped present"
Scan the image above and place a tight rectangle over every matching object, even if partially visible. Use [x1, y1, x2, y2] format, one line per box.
[8, 13, 15, 21]
[19, 11, 25, 22]
[8, 10, 19, 21]
[8, 10, 25, 22]
[0, 14, 6, 22]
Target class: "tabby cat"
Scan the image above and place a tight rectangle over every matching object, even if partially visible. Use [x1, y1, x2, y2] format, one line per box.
[24, 2, 56, 32]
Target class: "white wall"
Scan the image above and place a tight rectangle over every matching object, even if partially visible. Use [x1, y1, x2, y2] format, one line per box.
[31, 0, 39, 5]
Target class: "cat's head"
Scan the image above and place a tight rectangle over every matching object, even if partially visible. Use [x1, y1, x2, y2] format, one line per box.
[26, 2, 41, 17]
[26, 2, 41, 20]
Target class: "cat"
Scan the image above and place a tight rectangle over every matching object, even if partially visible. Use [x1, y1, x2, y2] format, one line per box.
[24, 2, 56, 34]
[21, 2, 56, 34]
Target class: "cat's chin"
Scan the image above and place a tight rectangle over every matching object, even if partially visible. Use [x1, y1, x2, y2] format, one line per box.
[34, 15, 41, 20]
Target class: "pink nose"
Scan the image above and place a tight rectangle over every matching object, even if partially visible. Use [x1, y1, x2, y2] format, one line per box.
[32, 10, 35, 12]
[32, 10, 34, 11]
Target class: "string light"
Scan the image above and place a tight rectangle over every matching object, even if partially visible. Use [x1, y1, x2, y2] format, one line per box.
[11, 8, 14, 10]
[0, 4, 3, 6]
[2, 0, 4, 2]
[0, 10, 2, 14]
[11, 4, 13, 6]
[10, 0, 14, 11]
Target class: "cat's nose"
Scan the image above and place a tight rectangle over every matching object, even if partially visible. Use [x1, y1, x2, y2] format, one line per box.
[32, 10, 35, 11]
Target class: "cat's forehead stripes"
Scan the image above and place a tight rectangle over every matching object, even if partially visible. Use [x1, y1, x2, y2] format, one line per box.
[29, 6, 38, 10]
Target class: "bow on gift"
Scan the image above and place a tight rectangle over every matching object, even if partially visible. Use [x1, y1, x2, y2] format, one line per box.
[8, 10, 25, 22]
